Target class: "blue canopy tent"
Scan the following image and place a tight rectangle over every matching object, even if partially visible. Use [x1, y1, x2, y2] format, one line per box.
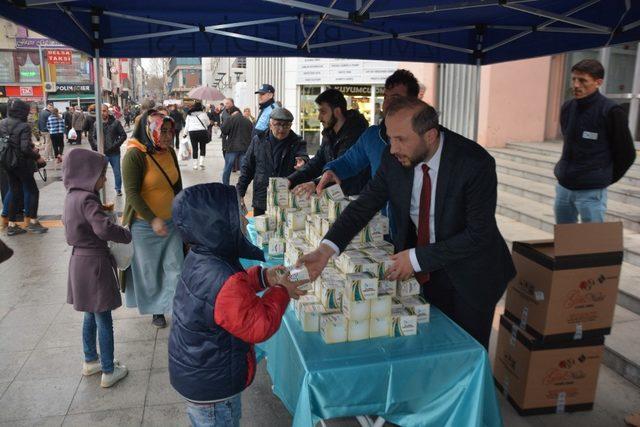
[1, 0, 640, 156]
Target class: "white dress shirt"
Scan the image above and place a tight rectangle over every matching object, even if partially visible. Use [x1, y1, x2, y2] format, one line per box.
[322, 132, 445, 274]
[408, 131, 444, 272]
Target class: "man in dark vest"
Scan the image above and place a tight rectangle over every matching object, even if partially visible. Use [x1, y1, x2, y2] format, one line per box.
[554, 59, 636, 223]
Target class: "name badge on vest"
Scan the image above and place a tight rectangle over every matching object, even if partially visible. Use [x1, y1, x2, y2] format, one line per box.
[582, 131, 598, 140]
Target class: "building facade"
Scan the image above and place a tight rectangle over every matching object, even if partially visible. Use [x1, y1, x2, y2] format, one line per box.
[168, 57, 202, 99]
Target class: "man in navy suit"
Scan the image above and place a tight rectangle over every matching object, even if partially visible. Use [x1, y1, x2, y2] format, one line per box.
[299, 97, 515, 348]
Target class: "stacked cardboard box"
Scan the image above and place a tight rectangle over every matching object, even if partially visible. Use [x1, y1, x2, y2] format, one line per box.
[256, 179, 431, 344]
[494, 222, 623, 415]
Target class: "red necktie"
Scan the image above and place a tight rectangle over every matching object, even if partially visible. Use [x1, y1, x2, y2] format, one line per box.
[415, 164, 431, 284]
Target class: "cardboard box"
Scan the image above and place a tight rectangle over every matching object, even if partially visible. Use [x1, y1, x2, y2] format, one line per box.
[494, 315, 604, 415]
[320, 314, 348, 344]
[505, 222, 623, 343]
[370, 316, 392, 338]
[348, 319, 370, 341]
[391, 307, 417, 337]
[345, 272, 378, 301]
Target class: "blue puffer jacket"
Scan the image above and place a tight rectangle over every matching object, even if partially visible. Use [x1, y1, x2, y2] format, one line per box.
[168, 183, 265, 402]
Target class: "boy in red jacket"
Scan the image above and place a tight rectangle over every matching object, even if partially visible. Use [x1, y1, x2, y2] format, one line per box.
[169, 183, 307, 427]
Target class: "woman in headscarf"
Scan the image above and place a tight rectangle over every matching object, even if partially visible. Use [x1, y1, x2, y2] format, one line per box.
[121, 110, 184, 328]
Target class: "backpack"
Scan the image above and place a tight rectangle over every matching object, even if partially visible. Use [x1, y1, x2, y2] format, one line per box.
[0, 121, 18, 170]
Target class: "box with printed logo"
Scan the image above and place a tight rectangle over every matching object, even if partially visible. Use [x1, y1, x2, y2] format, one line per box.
[320, 314, 348, 344]
[345, 272, 378, 301]
[493, 315, 604, 415]
[505, 222, 622, 343]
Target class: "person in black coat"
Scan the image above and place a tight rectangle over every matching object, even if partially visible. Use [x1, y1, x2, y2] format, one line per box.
[92, 105, 127, 196]
[298, 97, 515, 349]
[0, 98, 48, 235]
[288, 88, 369, 197]
[236, 108, 308, 216]
[169, 104, 185, 149]
[220, 110, 253, 185]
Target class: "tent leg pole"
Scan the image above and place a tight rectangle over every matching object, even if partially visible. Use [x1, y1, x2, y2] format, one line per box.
[473, 61, 480, 142]
[93, 46, 106, 202]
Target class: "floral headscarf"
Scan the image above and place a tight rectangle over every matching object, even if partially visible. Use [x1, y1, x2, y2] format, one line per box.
[145, 112, 175, 152]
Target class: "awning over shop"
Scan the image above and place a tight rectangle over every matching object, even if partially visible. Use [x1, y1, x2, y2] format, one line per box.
[0, 1, 639, 65]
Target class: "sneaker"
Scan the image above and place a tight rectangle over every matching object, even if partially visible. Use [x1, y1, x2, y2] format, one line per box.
[83, 358, 120, 376]
[116, 190, 123, 197]
[100, 363, 128, 388]
[6, 225, 27, 236]
[152, 314, 167, 328]
[26, 221, 48, 234]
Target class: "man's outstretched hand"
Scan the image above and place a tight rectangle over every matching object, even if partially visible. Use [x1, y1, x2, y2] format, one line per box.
[316, 170, 341, 195]
[296, 243, 335, 282]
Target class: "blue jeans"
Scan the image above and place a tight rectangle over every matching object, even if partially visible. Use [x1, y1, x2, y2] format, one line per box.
[222, 152, 244, 186]
[82, 311, 115, 373]
[186, 394, 241, 427]
[554, 184, 608, 224]
[106, 154, 122, 192]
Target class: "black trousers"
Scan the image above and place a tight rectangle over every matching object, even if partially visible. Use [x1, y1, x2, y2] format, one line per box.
[6, 167, 39, 221]
[189, 130, 209, 159]
[421, 270, 496, 349]
[51, 133, 64, 157]
[174, 128, 182, 149]
[253, 207, 266, 216]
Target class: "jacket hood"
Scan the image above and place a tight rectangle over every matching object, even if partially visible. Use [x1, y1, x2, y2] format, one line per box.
[8, 99, 30, 122]
[173, 183, 264, 262]
[63, 148, 108, 192]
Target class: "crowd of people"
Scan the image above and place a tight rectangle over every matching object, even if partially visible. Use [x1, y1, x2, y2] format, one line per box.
[0, 59, 636, 426]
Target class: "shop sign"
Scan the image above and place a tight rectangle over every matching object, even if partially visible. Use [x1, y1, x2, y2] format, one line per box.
[328, 85, 372, 96]
[56, 84, 94, 93]
[19, 70, 39, 79]
[16, 37, 66, 49]
[297, 58, 398, 85]
[5, 86, 43, 97]
[46, 49, 72, 64]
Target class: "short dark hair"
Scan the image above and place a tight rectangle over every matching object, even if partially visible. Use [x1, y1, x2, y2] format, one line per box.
[384, 97, 439, 135]
[315, 89, 347, 114]
[385, 69, 420, 98]
[571, 59, 605, 80]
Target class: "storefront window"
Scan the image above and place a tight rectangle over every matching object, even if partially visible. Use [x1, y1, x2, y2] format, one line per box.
[331, 85, 373, 124]
[54, 52, 91, 83]
[0, 51, 15, 83]
[16, 52, 40, 83]
[300, 86, 322, 155]
[606, 44, 636, 94]
[373, 85, 384, 125]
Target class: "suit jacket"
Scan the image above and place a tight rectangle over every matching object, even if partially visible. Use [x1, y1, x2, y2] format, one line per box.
[324, 127, 516, 310]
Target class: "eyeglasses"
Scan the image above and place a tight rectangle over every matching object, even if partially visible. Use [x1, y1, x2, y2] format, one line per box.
[272, 122, 292, 129]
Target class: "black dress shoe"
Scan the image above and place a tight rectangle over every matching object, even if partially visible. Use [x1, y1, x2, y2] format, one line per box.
[152, 314, 167, 328]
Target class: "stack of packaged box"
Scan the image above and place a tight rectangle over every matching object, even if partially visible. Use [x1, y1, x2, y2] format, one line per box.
[494, 222, 624, 415]
[255, 178, 431, 344]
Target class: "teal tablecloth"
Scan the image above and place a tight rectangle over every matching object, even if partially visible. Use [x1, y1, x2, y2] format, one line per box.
[241, 219, 503, 427]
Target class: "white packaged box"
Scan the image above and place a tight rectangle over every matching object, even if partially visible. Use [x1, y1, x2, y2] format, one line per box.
[371, 215, 390, 235]
[320, 314, 348, 344]
[398, 295, 430, 323]
[324, 184, 345, 202]
[313, 214, 327, 235]
[309, 195, 322, 214]
[319, 285, 343, 311]
[268, 238, 285, 256]
[345, 272, 378, 301]
[371, 241, 395, 254]
[269, 177, 289, 193]
[321, 217, 332, 237]
[288, 265, 310, 282]
[294, 295, 319, 319]
[377, 259, 394, 279]
[378, 280, 397, 297]
[348, 319, 370, 341]
[391, 307, 418, 337]
[370, 316, 392, 338]
[371, 295, 392, 318]
[286, 211, 306, 231]
[301, 303, 323, 332]
[288, 192, 310, 209]
[336, 254, 378, 276]
[268, 189, 289, 208]
[327, 199, 350, 222]
[397, 278, 421, 297]
[256, 231, 275, 247]
[254, 215, 276, 232]
[342, 298, 371, 321]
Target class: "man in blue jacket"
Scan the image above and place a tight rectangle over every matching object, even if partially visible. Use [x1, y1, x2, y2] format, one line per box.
[316, 70, 421, 234]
